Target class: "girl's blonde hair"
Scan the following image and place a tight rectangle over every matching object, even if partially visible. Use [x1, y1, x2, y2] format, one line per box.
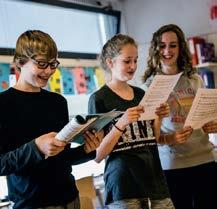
[100, 33, 137, 72]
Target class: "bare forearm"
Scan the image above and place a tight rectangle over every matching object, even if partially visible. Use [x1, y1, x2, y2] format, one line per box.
[154, 117, 162, 141]
[158, 126, 193, 145]
[95, 124, 124, 163]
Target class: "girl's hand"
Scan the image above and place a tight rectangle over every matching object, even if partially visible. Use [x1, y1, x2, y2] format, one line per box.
[202, 120, 217, 134]
[173, 126, 193, 144]
[83, 130, 103, 153]
[94, 106, 144, 163]
[116, 105, 144, 130]
[155, 103, 170, 119]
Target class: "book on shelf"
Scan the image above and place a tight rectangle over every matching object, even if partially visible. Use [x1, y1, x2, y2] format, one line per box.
[196, 42, 217, 64]
[187, 37, 205, 66]
[55, 110, 123, 143]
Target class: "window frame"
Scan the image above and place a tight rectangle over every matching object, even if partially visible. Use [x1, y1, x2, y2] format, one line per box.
[0, 0, 121, 59]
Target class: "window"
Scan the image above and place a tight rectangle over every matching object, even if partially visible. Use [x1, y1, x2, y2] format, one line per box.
[0, 176, 8, 200]
[0, 0, 120, 59]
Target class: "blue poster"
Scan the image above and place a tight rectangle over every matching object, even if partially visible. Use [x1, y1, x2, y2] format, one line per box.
[84, 67, 96, 94]
[60, 67, 75, 95]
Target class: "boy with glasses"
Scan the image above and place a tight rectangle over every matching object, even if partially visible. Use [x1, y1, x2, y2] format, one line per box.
[30, 57, 60, 70]
[0, 30, 101, 209]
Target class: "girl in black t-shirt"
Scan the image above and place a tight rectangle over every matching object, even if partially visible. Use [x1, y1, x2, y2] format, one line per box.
[88, 34, 175, 209]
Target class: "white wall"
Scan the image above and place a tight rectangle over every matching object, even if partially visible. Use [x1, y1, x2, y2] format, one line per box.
[122, 0, 216, 42]
[119, 0, 217, 86]
[64, 0, 217, 114]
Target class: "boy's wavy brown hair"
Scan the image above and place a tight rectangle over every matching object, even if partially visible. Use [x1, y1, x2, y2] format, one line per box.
[13, 30, 58, 71]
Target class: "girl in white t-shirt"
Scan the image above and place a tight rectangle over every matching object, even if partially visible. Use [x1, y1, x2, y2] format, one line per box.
[142, 24, 217, 209]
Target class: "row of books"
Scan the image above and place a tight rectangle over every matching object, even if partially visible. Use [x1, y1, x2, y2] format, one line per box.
[0, 63, 105, 94]
[188, 36, 217, 66]
[198, 68, 215, 88]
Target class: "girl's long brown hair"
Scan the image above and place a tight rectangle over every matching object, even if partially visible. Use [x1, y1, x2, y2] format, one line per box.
[142, 24, 196, 82]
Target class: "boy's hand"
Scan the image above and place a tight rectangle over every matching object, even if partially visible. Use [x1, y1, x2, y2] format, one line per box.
[155, 103, 170, 119]
[83, 130, 103, 153]
[35, 132, 67, 157]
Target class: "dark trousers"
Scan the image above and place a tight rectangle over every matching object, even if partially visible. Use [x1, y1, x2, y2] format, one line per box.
[164, 161, 217, 209]
[37, 196, 80, 209]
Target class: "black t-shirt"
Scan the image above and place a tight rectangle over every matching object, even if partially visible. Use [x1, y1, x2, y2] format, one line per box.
[88, 85, 170, 204]
[0, 88, 95, 209]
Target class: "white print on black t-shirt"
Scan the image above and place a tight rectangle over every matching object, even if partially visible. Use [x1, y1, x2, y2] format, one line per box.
[112, 120, 156, 152]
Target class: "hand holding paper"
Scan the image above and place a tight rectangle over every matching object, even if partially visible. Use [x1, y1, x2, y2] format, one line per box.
[155, 103, 170, 119]
[83, 130, 103, 153]
[116, 105, 144, 130]
[55, 110, 122, 142]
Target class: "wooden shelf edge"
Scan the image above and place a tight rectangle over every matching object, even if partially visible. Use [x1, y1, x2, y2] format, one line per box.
[0, 55, 99, 67]
[195, 62, 217, 68]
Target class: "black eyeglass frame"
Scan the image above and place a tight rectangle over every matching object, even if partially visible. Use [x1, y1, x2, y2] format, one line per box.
[31, 58, 60, 69]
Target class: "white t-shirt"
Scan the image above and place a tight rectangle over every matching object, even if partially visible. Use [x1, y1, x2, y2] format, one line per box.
[144, 74, 216, 170]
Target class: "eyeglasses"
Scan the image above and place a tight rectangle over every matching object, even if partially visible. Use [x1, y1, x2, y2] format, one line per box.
[31, 58, 60, 69]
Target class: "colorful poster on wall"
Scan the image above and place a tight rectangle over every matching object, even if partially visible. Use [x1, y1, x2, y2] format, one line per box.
[60, 67, 75, 95]
[84, 67, 96, 94]
[72, 67, 87, 94]
[49, 68, 62, 94]
[0, 63, 10, 92]
[94, 67, 105, 88]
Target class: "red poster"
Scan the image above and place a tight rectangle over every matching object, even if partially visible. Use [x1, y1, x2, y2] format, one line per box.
[72, 67, 87, 94]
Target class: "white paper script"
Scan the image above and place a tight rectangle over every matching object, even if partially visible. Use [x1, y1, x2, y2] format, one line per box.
[184, 88, 217, 129]
[139, 72, 183, 120]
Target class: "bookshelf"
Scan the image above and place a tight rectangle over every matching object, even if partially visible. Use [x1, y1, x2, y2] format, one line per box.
[195, 62, 217, 89]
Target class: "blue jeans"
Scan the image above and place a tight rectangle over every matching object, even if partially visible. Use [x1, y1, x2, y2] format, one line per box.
[108, 197, 174, 209]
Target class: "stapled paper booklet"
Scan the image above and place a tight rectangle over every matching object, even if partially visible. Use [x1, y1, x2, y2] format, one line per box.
[55, 110, 122, 142]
